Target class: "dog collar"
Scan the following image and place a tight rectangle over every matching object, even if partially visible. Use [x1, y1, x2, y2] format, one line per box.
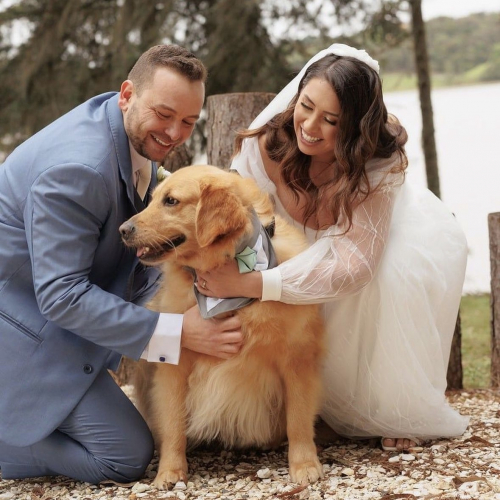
[193, 209, 278, 319]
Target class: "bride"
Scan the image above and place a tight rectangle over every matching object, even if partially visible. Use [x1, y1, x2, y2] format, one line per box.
[195, 43, 469, 451]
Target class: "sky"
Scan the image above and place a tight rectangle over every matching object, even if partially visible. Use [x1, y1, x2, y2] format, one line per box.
[421, 0, 500, 20]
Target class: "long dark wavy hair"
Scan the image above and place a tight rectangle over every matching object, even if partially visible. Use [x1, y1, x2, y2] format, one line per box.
[234, 54, 408, 231]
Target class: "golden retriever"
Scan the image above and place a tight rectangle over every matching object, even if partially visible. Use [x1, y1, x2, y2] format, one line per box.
[120, 165, 325, 489]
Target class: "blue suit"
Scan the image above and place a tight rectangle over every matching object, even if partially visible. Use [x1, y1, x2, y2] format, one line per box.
[0, 93, 161, 482]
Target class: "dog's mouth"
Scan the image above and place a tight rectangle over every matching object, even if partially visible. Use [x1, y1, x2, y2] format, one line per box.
[135, 234, 186, 262]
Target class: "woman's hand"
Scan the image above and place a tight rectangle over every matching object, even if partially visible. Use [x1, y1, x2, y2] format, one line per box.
[196, 259, 263, 299]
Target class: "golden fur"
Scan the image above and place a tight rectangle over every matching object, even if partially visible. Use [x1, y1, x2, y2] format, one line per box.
[121, 165, 325, 489]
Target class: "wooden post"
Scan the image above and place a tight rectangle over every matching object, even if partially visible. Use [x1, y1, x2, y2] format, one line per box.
[446, 314, 463, 390]
[489, 212, 500, 387]
[206, 92, 275, 169]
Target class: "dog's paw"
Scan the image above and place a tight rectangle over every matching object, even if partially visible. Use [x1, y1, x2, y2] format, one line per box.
[289, 458, 324, 485]
[153, 468, 188, 490]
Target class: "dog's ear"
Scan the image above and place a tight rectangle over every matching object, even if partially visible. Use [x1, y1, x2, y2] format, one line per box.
[195, 182, 249, 248]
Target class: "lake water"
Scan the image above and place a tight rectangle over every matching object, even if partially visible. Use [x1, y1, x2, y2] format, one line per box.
[384, 82, 500, 295]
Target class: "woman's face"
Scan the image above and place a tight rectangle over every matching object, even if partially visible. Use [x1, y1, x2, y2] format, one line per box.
[293, 77, 341, 164]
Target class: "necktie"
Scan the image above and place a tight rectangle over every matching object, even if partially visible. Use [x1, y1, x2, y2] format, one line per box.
[135, 161, 152, 201]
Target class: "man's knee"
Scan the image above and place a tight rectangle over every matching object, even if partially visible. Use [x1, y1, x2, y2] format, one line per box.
[97, 428, 154, 483]
[105, 433, 154, 482]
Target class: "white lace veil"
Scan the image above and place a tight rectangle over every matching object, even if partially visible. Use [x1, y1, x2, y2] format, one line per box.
[249, 43, 380, 130]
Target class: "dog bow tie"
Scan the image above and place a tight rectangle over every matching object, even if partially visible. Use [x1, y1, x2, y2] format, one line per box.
[235, 246, 258, 273]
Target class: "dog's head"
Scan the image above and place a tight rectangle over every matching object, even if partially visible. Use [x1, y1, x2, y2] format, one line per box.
[120, 165, 271, 271]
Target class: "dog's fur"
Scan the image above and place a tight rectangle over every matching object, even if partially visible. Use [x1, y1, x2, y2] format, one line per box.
[120, 165, 325, 489]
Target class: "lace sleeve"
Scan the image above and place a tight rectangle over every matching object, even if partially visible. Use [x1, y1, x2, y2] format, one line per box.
[277, 182, 400, 305]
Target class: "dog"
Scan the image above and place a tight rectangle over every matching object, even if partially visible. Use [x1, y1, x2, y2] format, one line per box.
[120, 165, 325, 489]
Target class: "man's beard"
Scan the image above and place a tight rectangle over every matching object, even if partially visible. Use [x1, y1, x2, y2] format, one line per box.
[124, 105, 151, 159]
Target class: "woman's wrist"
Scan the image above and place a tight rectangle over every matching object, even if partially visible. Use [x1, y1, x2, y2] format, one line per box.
[260, 268, 282, 301]
[245, 270, 264, 299]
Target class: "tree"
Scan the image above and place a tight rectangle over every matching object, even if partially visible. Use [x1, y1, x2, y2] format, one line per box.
[0, 0, 292, 158]
[409, 0, 440, 198]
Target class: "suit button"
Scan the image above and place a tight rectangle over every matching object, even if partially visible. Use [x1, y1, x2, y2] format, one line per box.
[83, 364, 93, 374]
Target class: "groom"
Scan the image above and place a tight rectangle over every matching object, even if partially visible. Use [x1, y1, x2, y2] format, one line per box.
[0, 44, 243, 484]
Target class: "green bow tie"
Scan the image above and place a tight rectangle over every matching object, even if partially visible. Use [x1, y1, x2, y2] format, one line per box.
[235, 246, 257, 273]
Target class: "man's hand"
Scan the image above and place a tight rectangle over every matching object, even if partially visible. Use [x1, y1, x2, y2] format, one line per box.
[181, 304, 243, 359]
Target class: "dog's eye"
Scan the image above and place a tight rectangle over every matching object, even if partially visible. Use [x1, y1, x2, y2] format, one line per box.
[164, 196, 179, 206]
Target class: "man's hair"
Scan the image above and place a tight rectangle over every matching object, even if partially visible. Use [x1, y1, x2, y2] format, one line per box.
[128, 44, 208, 93]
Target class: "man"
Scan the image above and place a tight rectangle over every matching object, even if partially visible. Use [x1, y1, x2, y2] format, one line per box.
[0, 45, 242, 484]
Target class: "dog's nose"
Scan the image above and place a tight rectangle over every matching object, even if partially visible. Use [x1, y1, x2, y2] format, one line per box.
[119, 221, 135, 240]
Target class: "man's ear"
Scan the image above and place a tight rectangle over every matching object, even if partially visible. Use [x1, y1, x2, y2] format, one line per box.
[195, 182, 248, 248]
[118, 80, 134, 111]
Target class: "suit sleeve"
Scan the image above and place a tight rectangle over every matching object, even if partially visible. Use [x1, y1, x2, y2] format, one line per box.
[25, 162, 159, 359]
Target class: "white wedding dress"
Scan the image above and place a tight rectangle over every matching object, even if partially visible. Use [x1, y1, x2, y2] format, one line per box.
[231, 137, 469, 440]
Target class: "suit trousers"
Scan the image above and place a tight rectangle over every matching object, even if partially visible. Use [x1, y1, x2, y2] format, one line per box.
[0, 368, 154, 484]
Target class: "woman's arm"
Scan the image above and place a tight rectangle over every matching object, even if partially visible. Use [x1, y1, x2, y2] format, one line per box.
[197, 182, 400, 305]
[274, 185, 397, 304]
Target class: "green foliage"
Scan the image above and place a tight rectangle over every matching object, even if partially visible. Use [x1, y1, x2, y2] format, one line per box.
[0, 1, 498, 158]
[379, 12, 500, 81]
[461, 294, 491, 389]
[0, 0, 295, 155]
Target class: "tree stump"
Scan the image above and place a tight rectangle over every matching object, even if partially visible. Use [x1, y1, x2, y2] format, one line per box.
[489, 212, 500, 387]
[206, 92, 275, 169]
[163, 143, 193, 173]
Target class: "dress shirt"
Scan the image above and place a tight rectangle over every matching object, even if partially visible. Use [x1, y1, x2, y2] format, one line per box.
[129, 143, 182, 364]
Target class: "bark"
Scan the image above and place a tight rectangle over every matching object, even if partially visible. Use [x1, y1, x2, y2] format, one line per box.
[410, 0, 441, 198]
[489, 212, 500, 387]
[446, 313, 463, 390]
[163, 144, 194, 173]
[411, 0, 464, 387]
[206, 92, 276, 168]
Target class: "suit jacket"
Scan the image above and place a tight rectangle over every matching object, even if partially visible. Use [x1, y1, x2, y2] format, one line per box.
[0, 93, 161, 446]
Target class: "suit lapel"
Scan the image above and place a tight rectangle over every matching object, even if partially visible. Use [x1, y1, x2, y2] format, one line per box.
[106, 94, 139, 210]
[106, 94, 160, 212]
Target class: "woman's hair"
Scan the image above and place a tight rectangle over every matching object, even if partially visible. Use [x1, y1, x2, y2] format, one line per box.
[234, 54, 408, 230]
[128, 44, 208, 95]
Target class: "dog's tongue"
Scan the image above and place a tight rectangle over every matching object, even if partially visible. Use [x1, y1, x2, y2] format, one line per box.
[137, 247, 147, 258]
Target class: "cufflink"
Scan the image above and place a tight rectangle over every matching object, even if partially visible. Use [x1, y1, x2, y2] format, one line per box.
[159, 356, 166, 363]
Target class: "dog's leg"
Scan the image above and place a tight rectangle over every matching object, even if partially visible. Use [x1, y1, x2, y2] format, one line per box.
[149, 362, 190, 490]
[281, 354, 324, 485]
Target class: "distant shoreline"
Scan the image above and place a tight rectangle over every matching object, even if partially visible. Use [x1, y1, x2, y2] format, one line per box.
[382, 73, 500, 93]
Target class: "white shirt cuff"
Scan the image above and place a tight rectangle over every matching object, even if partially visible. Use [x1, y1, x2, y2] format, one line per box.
[260, 267, 282, 301]
[140, 313, 182, 364]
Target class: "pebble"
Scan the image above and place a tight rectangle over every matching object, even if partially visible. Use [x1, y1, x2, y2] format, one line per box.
[131, 482, 150, 493]
[256, 468, 272, 479]
[340, 467, 354, 476]
[2, 390, 500, 500]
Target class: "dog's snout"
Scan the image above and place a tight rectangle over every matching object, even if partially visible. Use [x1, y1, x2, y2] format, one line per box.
[119, 221, 136, 240]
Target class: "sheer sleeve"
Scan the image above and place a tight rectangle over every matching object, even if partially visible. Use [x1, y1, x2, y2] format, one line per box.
[276, 181, 400, 305]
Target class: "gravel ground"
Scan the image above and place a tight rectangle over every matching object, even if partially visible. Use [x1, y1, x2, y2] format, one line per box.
[1, 388, 500, 500]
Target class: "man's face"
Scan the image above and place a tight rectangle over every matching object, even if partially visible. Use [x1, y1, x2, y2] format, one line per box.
[118, 67, 205, 162]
